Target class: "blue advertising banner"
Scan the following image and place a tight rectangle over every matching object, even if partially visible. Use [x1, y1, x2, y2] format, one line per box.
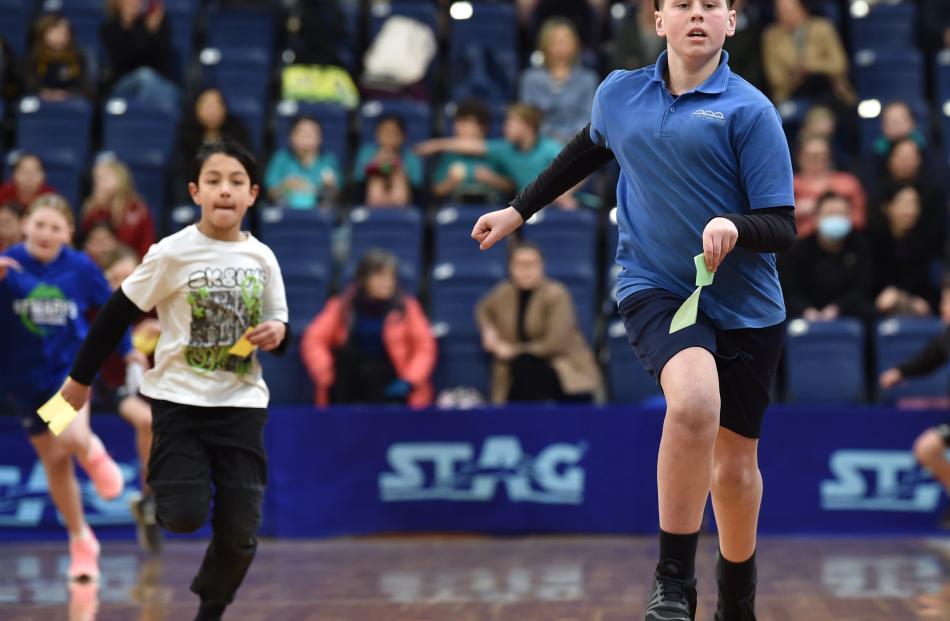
[0, 405, 946, 540]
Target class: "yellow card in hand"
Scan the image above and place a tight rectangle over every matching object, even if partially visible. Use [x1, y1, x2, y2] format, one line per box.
[37, 393, 78, 436]
[694, 253, 715, 287]
[228, 327, 257, 358]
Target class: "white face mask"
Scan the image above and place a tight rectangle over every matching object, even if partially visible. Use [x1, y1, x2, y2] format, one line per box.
[817, 214, 852, 241]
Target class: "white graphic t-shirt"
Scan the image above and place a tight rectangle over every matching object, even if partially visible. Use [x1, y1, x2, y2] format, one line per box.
[121, 225, 289, 408]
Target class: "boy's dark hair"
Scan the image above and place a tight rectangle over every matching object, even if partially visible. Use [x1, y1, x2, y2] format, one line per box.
[190, 140, 259, 187]
[0, 201, 23, 218]
[654, 0, 736, 9]
[289, 114, 322, 135]
[508, 239, 544, 264]
[507, 104, 543, 134]
[376, 113, 406, 136]
[881, 182, 919, 206]
[356, 248, 399, 284]
[815, 191, 850, 213]
[12, 152, 43, 174]
[455, 99, 491, 134]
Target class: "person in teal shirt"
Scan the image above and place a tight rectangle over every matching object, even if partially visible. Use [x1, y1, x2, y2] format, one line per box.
[431, 99, 509, 205]
[353, 114, 424, 207]
[265, 116, 341, 209]
[417, 104, 579, 208]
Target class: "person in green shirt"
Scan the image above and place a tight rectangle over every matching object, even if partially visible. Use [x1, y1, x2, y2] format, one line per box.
[353, 114, 424, 207]
[431, 99, 508, 204]
[417, 103, 580, 209]
[264, 116, 341, 209]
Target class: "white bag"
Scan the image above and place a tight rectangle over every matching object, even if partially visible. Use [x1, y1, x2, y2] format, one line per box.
[362, 15, 436, 86]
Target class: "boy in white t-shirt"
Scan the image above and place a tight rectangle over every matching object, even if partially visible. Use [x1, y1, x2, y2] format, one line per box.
[59, 141, 289, 621]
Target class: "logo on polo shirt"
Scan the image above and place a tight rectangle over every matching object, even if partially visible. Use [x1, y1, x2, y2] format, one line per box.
[691, 109, 726, 125]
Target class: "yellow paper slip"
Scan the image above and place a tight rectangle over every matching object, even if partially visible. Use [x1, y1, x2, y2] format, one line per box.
[228, 327, 257, 357]
[37, 393, 79, 436]
[669, 254, 717, 334]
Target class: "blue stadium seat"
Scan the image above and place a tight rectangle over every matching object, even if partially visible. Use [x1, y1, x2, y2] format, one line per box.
[163, 0, 198, 81]
[205, 5, 275, 55]
[273, 101, 350, 170]
[429, 261, 504, 331]
[606, 319, 661, 404]
[785, 318, 865, 404]
[432, 205, 506, 274]
[0, 0, 32, 57]
[432, 320, 491, 397]
[605, 207, 619, 309]
[442, 100, 507, 138]
[102, 98, 178, 167]
[360, 100, 431, 147]
[876, 317, 949, 403]
[17, 97, 92, 167]
[201, 47, 270, 102]
[521, 208, 597, 278]
[347, 206, 423, 293]
[260, 339, 314, 405]
[225, 95, 266, 155]
[849, 1, 916, 51]
[448, 2, 519, 103]
[258, 206, 334, 274]
[551, 271, 596, 344]
[282, 263, 330, 335]
[853, 49, 924, 104]
[125, 159, 167, 221]
[168, 204, 198, 232]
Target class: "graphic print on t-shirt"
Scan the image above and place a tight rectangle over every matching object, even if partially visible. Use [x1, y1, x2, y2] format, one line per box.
[184, 266, 265, 375]
[12, 283, 79, 336]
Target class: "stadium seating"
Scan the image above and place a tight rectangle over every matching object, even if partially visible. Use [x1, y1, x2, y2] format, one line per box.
[876, 317, 949, 403]
[448, 2, 519, 103]
[785, 318, 866, 404]
[432, 205, 506, 274]
[849, 1, 917, 52]
[260, 339, 315, 405]
[346, 206, 423, 293]
[605, 319, 661, 404]
[17, 97, 92, 167]
[0, 0, 31, 57]
[360, 99, 432, 147]
[431, 319, 491, 397]
[429, 261, 504, 330]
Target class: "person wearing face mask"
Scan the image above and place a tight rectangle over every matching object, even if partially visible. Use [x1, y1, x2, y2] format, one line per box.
[779, 191, 872, 321]
[476, 241, 602, 403]
[872, 185, 941, 317]
[792, 133, 866, 238]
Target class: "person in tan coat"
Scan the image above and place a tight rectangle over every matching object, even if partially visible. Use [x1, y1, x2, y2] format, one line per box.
[476, 241, 602, 404]
[762, 0, 856, 106]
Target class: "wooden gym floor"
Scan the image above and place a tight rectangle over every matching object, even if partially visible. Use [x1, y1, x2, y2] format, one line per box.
[1, 535, 947, 620]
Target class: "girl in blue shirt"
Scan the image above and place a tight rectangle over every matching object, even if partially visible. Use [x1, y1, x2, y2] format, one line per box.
[0, 195, 136, 582]
[264, 116, 341, 210]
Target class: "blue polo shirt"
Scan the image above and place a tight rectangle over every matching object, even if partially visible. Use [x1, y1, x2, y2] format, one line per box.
[591, 50, 794, 329]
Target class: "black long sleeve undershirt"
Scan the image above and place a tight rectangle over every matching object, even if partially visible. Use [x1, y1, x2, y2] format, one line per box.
[70, 288, 292, 386]
[70, 288, 144, 385]
[509, 124, 797, 254]
[897, 328, 950, 378]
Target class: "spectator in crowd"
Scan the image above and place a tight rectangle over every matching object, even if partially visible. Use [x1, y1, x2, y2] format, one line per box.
[353, 114, 424, 207]
[176, 87, 253, 177]
[793, 134, 866, 237]
[516, 0, 608, 51]
[25, 13, 92, 100]
[0, 154, 56, 212]
[723, 0, 768, 94]
[80, 158, 155, 260]
[0, 203, 23, 252]
[265, 116, 341, 210]
[82, 222, 121, 270]
[872, 185, 941, 317]
[762, 0, 855, 107]
[871, 138, 945, 238]
[873, 101, 927, 160]
[476, 241, 602, 404]
[779, 192, 872, 321]
[101, 0, 179, 110]
[417, 104, 579, 208]
[431, 100, 507, 204]
[608, 0, 666, 71]
[0, 35, 21, 105]
[799, 104, 853, 171]
[519, 17, 598, 144]
[301, 249, 437, 407]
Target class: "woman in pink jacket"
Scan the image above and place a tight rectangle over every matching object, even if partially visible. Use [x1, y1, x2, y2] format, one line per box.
[301, 249, 437, 407]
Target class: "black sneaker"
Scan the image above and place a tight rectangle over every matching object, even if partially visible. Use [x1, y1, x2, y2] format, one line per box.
[714, 554, 757, 621]
[129, 492, 164, 554]
[644, 560, 697, 621]
[193, 602, 225, 621]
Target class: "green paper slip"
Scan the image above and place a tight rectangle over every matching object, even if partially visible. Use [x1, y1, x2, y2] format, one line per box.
[694, 254, 715, 287]
[670, 254, 716, 334]
[670, 286, 702, 334]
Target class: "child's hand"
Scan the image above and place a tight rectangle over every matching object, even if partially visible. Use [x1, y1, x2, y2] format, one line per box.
[879, 368, 903, 390]
[702, 217, 739, 273]
[0, 256, 22, 280]
[60, 377, 91, 412]
[247, 321, 286, 351]
[471, 206, 523, 250]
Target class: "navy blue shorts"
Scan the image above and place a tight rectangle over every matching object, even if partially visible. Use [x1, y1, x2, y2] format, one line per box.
[11, 385, 60, 437]
[619, 288, 785, 439]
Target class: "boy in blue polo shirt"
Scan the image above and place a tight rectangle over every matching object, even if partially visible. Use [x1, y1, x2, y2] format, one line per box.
[472, 1, 796, 620]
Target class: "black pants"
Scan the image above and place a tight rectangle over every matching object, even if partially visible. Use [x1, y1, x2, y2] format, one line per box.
[148, 399, 268, 609]
[506, 353, 595, 403]
[330, 342, 405, 405]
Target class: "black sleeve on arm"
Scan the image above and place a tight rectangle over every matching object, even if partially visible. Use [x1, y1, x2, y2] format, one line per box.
[510, 123, 615, 221]
[70, 288, 144, 385]
[897, 330, 950, 378]
[270, 322, 292, 357]
[717, 207, 797, 253]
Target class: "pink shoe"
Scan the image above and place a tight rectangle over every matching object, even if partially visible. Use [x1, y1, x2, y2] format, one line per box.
[68, 580, 99, 620]
[68, 531, 101, 582]
[83, 435, 124, 501]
